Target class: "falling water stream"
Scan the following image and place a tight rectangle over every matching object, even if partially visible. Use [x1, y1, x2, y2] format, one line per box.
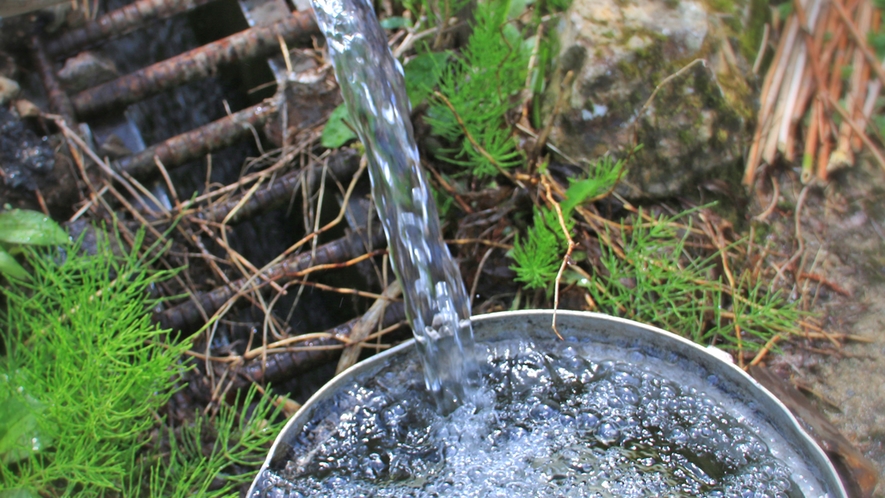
[310, 0, 477, 411]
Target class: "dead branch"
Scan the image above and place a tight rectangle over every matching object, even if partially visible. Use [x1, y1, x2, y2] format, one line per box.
[231, 301, 406, 388]
[155, 227, 386, 331]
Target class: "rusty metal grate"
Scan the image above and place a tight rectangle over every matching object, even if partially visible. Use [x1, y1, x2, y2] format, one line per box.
[24, 0, 406, 400]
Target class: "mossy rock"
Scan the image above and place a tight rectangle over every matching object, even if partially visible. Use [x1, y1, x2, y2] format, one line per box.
[546, 0, 763, 198]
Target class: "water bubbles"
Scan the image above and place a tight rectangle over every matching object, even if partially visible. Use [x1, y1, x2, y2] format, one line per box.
[255, 338, 810, 497]
[529, 401, 556, 420]
[596, 421, 621, 443]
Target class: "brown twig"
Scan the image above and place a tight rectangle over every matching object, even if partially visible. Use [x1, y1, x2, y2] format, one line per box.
[745, 15, 801, 185]
[832, 0, 885, 86]
[336, 280, 402, 373]
[749, 333, 784, 367]
[826, 94, 885, 172]
[542, 175, 574, 340]
[754, 172, 782, 221]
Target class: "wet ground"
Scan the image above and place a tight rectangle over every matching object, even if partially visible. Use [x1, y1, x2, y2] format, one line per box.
[760, 159, 885, 496]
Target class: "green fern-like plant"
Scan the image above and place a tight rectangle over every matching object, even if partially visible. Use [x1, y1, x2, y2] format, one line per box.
[510, 155, 624, 289]
[511, 208, 571, 289]
[0, 229, 284, 496]
[425, 0, 530, 178]
[579, 208, 802, 350]
[0, 230, 187, 496]
[123, 385, 283, 498]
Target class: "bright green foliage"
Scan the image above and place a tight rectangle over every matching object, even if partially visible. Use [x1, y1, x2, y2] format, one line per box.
[709, 271, 805, 350]
[560, 155, 624, 214]
[583, 211, 716, 340]
[123, 386, 283, 498]
[579, 209, 803, 350]
[510, 208, 571, 289]
[0, 230, 185, 495]
[0, 209, 70, 280]
[404, 51, 450, 107]
[426, 0, 530, 178]
[0, 230, 283, 496]
[0, 209, 69, 246]
[510, 155, 624, 290]
[321, 104, 358, 149]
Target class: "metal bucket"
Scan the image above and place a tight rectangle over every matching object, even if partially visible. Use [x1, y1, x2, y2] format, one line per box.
[248, 310, 847, 497]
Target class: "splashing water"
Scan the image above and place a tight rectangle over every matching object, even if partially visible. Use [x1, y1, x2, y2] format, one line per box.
[310, 0, 477, 410]
[253, 337, 822, 497]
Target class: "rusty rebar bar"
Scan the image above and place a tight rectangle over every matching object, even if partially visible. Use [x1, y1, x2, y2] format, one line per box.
[31, 35, 75, 123]
[0, 0, 68, 17]
[155, 227, 386, 331]
[201, 149, 361, 224]
[46, 0, 218, 57]
[70, 10, 318, 117]
[233, 301, 406, 387]
[114, 99, 279, 178]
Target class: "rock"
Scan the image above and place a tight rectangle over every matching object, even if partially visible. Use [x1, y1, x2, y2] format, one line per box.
[0, 0, 68, 18]
[0, 106, 78, 213]
[0, 106, 55, 190]
[58, 51, 119, 93]
[0, 75, 20, 105]
[546, 0, 764, 198]
[264, 66, 342, 146]
[13, 99, 39, 118]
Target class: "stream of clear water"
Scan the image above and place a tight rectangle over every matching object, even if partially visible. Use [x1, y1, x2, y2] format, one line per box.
[310, 0, 477, 411]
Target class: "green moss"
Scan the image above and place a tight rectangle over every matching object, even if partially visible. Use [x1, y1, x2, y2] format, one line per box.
[702, 0, 769, 79]
[615, 58, 642, 81]
[618, 25, 668, 48]
[739, 0, 770, 61]
[705, 0, 736, 14]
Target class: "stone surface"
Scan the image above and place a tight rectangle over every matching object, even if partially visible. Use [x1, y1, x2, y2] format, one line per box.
[0, 106, 77, 214]
[57, 51, 119, 93]
[547, 0, 760, 198]
[0, 75, 19, 105]
[0, 106, 53, 190]
[263, 65, 342, 146]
